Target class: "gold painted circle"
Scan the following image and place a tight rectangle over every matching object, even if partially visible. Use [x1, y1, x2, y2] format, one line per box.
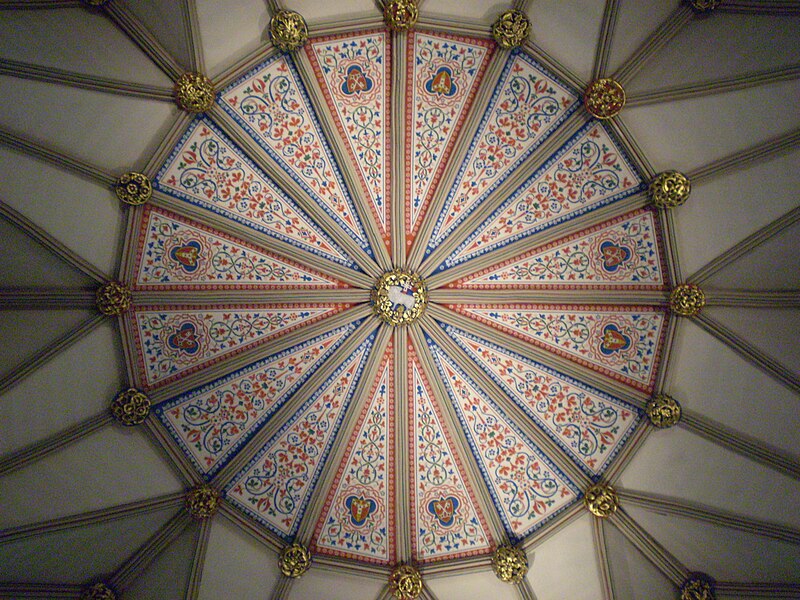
[372, 270, 428, 326]
[174, 72, 215, 113]
[389, 564, 423, 600]
[492, 9, 531, 50]
[270, 10, 309, 52]
[584, 482, 618, 518]
[650, 171, 691, 208]
[384, 0, 419, 31]
[492, 545, 528, 583]
[670, 283, 705, 317]
[115, 172, 152, 206]
[279, 542, 312, 578]
[584, 78, 626, 119]
[185, 484, 220, 520]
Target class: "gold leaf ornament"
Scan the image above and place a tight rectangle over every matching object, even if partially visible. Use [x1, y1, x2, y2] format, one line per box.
[584, 78, 626, 119]
[384, 0, 419, 31]
[681, 573, 716, 600]
[372, 269, 428, 326]
[584, 482, 619, 518]
[174, 72, 215, 113]
[185, 484, 220, 520]
[650, 171, 691, 208]
[646, 393, 682, 428]
[115, 172, 152, 206]
[80, 583, 116, 600]
[492, 10, 531, 49]
[270, 10, 309, 52]
[670, 283, 705, 317]
[110, 388, 151, 426]
[279, 543, 312, 578]
[492, 545, 528, 583]
[389, 564, 423, 600]
[96, 281, 131, 316]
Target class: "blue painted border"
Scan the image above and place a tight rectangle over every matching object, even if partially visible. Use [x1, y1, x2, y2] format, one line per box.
[223, 330, 377, 540]
[437, 320, 644, 479]
[217, 54, 375, 259]
[154, 319, 363, 480]
[424, 333, 581, 541]
[154, 116, 360, 271]
[425, 49, 582, 258]
[437, 119, 647, 272]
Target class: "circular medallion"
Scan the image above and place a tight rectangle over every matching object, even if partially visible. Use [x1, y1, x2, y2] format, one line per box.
[389, 564, 423, 600]
[372, 270, 428, 326]
[650, 171, 691, 208]
[646, 393, 682, 428]
[384, 0, 419, 31]
[584, 482, 619, 518]
[96, 281, 131, 316]
[279, 542, 312, 578]
[115, 172, 152, 206]
[689, 0, 721, 12]
[80, 583, 116, 600]
[174, 72, 215, 113]
[110, 388, 151, 426]
[681, 573, 716, 600]
[492, 545, 528, 583]
[185, 484, 220, 520]
[670, 283, 705, 317]
[492, 10, 531, 49]
[270, 10, 309, 52]
[584, 78, 626, 119]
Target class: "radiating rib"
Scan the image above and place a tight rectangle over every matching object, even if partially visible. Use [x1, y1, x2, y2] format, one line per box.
[592, 0, 623, 80]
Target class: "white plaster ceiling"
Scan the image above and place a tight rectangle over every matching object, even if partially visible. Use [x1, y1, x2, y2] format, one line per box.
[0, 1, 798, 599]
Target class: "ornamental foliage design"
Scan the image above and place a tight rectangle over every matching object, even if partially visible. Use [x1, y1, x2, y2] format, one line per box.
[313, 347, 394, 563]
[428, 52, 579, 254]
[450, 305, 666, 392]
[156, 323, 357, 476]
[409, 350, 492, 561]
[219, 56, 372, 255]
[443, 123, 643, 270]
[452, 209, 664, 290]
[225, 336, 374, 537]
[447, 326, 642, 475]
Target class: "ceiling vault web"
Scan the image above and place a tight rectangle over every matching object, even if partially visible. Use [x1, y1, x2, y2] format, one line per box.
[592, 0, 622, 80]
[592, 517, 615, 600]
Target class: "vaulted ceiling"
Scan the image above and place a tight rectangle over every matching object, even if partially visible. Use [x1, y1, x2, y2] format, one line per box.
[0, 1, 799, 599]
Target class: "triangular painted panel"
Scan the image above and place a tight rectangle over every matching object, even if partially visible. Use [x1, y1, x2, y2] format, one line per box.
[405, 31, 494, 249]
[155, 320, 361, 478]
[450, 209, 666, 290]
[312, 341, 395, 564]
[129, 303, 349, 388]
[449, 305, 667, 392]
[225, 333, 375, 538]
[408, 343, 493, 562]
[306, 31, 391, 245]
[154, 117, 355, 269]
[218, 55, 373, 257]
[426, 337, 579, 540]
[443, 323, 642, 476]
[133, 205, 348, 290]
[440, 122, 644, 271]
[427, 51, 580, 255]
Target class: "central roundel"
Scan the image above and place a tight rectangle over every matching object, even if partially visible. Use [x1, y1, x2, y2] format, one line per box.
[371, 269, 428, 326]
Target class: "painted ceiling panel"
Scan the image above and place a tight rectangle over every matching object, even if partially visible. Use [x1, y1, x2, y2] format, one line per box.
[622, 78, 800, 174]
[306, 31, 391, 245]
[404, 31, 494, 249]
[153, 117, 357, 270]
[527, 0, 606, 82]
[312, 341, 395, 564]
[118, 0, 194, 71]
[438, 121, 644, 272]
[625, 504, 800, 583]
[705, 219, 800, 291]
[0, 75, 176, 174]
[665, 320, 800, 455]
[195, 0, 269, 78]
[0, 215, 93, 289]
[705, 306, 800, 377]
[131, 205, 348, 290]
[527, 514, 604, 600]
[0, 505, 179, 584]
[0, 309, 94, 384]
[126, 303, 350, 388]
[604, 517, 677, 600]
[619, 426, 800, 529]
[224, 333, 375, 538]
[218, 55, 375, 258]
[155, 319, 361, 478]
[0, 427, 183, 528]
[0, 321, 125, 456]
[627, 14, 800, 94]
[427, 50, 579, 255]
[428, 336, 580, 540]
[673, 148, 800, 278]
[448, 305, 667, 392]
[408, 345, 493, 562]
[0, 8, 171, 86]
[445, 324, 643, 475]
[197, 517, 281, 599]
[448, 208, 667, 290]
[0, 145, 125, 278]
[121, 521, 198, 600]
